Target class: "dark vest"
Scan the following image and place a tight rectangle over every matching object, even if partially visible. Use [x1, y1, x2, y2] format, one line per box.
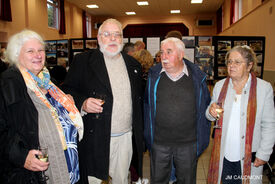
[154, 69, 196, 146]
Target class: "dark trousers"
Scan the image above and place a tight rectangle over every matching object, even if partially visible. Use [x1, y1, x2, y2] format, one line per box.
[221, 157, 242, 184]
[150, 142, 197, 184]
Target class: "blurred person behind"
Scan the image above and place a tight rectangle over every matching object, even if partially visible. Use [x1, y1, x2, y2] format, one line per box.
[132, 49, 154, 81]
[206, 45, 275, 184]
[165, 30, 183, 40]
[123, 42, 135, 56]
[134, 40, 145, 51]
[0, 30, 83, 184]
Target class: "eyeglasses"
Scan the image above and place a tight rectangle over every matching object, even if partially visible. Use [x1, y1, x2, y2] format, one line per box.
[100, 31, 122, 39]
[226, 59, 247, 66]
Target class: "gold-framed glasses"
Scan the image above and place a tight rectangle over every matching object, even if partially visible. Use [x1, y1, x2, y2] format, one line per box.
[100, 31, 122, 39]
[226, 59, 247, 66]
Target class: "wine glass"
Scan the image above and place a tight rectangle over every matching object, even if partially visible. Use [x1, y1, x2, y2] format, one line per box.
[38, 146, 49, 182]
[94, 94, 106, 119]
[213, 102, 223, 129]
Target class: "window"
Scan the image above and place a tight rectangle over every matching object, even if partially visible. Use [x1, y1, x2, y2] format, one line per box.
[86, 15, 92, 38]
[47, 0, 59, 29]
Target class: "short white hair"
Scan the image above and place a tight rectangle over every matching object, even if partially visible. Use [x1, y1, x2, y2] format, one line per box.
[161, 37, 185, 54]
[98, 18, 123, 36]
[6, 29, 45, 65]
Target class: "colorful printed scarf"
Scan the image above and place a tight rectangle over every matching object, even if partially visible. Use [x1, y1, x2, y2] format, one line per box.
[208, 72, 257, 184]
[19, 66, 83, 149]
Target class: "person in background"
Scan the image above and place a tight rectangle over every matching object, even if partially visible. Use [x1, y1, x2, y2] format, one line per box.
[134, 40, 145, 51]
[0, 29, 83, 184]
[133, 49, 154, 81]
[144, 37, 211, 184]
[165, 30, 183, 40]
[206, 45, 275, 184]
[63, 18, 145, 184]
[123, 42, 135, 56]
[154, 51, 161, 66]
[0, 48, 8, 74]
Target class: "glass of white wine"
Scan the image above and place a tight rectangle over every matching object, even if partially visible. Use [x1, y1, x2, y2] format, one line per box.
[38, 146, 49, 182]
[213, 102, 223, 129]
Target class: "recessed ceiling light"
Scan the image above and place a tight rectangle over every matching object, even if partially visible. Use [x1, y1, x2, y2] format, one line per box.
[191, 0, 203, 4]
[170, 10, 180, 14]
[125, 12, 136, 15]
[86, 4, 99, 8]
[137, 1, 149, 6]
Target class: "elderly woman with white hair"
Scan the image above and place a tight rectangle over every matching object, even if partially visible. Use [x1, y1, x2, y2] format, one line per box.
[0, 30, 83, 184]
[206, 45, 275, 184]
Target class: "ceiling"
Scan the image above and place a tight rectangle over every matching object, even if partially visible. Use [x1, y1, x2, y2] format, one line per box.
[66, 0, 224, 17]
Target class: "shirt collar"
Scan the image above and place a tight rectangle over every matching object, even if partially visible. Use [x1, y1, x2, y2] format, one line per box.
[160, 60, 189, 81]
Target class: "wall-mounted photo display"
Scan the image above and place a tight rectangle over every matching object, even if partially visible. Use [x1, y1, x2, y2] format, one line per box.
[184, 48, 195, 63]
[217, 40, 231, 51]
[218, 66, 227, 77]
[195, 46, 214, 58]
[195, 57, 214, 80]
[45, 40, 57, 52]
[46, 53, 57, 66]
[71, 40, 84, 50]
[234, 40, 247, 47]
[217, 53, 226, 65]
[57, 40, 68, 57]
[198, 36, 212, 46]
[86, 39, 98, 49]
[182, 36, 195, 47]
[249, 40, 263, 51]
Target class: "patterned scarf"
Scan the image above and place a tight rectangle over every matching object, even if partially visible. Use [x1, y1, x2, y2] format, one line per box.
[208, 72, 257, 184]
[19, 66, 83, 150]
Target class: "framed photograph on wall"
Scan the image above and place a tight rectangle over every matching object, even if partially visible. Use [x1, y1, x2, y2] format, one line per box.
[72, 40, 84, 50]
[195, 57, 214, 80]
[234, 40, 247, 47]
[198, 36, 212, 46]
[46, 53, 57, 66]
[256, 53, 263, 64]
[217, 53, 226, 65]
[57, 40, 68, 57]
[218, 66, 227, 77]
[182, 36, 195, 47]
[45, 40, 56, 52]
[249, 40, 263, 51]
[86, 39, 98, 49]
[217, 40, 231, 51]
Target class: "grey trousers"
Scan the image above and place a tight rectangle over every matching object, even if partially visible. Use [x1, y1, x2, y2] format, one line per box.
[150, 142, 197, 184]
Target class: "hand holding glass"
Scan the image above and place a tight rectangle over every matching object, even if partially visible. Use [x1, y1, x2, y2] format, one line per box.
[95, 94, 106, 119]
[38, 146, 49, 182]
[213, 102, 223, 128]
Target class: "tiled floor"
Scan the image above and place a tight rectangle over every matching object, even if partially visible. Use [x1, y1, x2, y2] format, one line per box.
[142, 128, 272, 184]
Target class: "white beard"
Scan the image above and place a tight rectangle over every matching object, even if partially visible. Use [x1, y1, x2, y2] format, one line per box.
[99, 41, 123, 58]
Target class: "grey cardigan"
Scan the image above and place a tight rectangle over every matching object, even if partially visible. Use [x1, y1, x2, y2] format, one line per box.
[205, 74, 275, 183]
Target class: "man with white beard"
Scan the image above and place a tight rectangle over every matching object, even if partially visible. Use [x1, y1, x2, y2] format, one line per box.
[63, 18, 144, 184]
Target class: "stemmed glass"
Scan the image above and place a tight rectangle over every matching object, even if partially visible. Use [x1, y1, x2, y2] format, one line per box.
[94, 94, 106, 119]
[213, 102, 223, 129]
[38, 146, 49, 182]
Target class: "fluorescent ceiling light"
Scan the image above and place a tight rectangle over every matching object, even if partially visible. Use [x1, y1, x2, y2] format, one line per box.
[86, 4, 99, 8]
[170, 10, 180, 14]
[191, 0, 203, 4]
[125, 12, 136, 15]
[137, 1, 149, 6]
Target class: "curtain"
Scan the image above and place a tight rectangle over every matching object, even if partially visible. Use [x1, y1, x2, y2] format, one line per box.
[216, 6, 223, 34]
[82, 11, 87, 38]
[59, 0, 66, 34]
[0, 0, 12, 21]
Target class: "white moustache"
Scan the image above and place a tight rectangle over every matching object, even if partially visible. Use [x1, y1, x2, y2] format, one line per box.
[162, 59, 169, 63]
